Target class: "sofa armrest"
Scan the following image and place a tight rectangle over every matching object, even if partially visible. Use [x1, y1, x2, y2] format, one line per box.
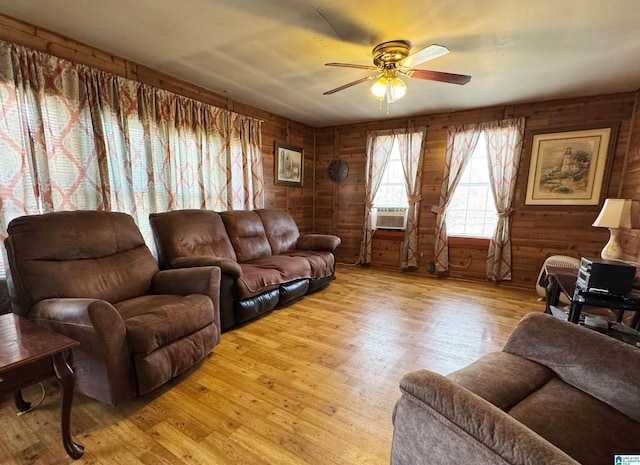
[29, 298, 135, 404]
[151, 266, 222, 338]
[391, 369, 579, 465]
[503, 312, 640, 422]
[171, 256, 242, 278]
[297, 234, 341, 252]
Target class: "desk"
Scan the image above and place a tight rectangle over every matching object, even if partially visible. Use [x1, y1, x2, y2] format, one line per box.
[545, 268, 640, 345]
[0, 313, 84, 459]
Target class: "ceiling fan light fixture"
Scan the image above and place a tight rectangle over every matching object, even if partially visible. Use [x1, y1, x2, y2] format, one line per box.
[324, 40, 471, 105]
[389, 76, 407, 101]
[371, 76, 388, 99]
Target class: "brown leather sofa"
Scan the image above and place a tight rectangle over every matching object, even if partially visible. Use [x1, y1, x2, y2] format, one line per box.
[150, 208, 341, 331]
[4, 211, 221, 406]
[390, 312, 640, 465]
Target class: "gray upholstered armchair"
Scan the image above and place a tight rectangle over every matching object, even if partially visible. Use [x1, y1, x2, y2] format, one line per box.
[391, 312, 640, 465]
[4, 210, 221, 406]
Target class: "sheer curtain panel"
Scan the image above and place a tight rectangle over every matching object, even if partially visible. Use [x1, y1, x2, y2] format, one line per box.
[433, 124, 482, 272]
[360, 131, 395, 264]
[397, 128, 426, 270]
[484, 117, 525, 281]
[0, 40, 263, 277]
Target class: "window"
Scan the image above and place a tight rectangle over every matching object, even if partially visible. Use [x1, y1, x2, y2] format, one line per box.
[446, 132, 497, 238]
[373, 140, 408, 208]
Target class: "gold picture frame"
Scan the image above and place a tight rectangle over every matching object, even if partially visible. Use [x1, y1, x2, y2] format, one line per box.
[524, 124, 618, 205]
[275, 143, 304, 187]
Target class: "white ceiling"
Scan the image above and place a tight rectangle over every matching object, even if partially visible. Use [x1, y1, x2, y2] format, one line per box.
[1, 0, 639, 128]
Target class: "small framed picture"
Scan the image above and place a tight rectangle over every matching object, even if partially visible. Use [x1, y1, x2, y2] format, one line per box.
[275, 143, 304, 187]
[524, 123, 618, 205]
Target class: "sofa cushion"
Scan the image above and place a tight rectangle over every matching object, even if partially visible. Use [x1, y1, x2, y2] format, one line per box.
[116, 294, 215, 355]
[284, 250, 335, 278]
[508, 377, 640, 465]
[235, 264, 282, 299]
[150, 209, 237, 266]
[236, 255, 312, 299]
[220, 210, 272, 262]
[447, 351, 555, 411]
[503, 312, 640, 423]
[255, 208, 300, 254]
[256, 255, 312, 281]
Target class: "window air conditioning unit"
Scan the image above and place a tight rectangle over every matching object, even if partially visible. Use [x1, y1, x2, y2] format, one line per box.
[374, 207, 408, 230]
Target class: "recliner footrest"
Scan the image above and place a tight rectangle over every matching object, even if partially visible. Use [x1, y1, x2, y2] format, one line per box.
[277, 279, 310, 307]
[235, 289, 279, 324]
[308, 275, 334, 293]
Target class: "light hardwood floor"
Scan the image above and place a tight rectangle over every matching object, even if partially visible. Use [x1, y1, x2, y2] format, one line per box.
[0, 265, 544, 465]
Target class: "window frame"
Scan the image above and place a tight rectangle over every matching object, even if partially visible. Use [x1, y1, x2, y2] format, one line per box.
[446, 131, 498, 240]
[372, 139, 408, 209]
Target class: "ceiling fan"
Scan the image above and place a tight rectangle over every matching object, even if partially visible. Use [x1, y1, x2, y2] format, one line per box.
[323, 40, 471, 109]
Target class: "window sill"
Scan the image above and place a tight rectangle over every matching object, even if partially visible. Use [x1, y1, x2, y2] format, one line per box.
[448, 236, 490, 247]
[373, 229, 405, 241]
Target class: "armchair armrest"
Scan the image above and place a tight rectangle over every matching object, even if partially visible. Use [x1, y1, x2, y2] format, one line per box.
[151, 266, 221, 296]
[171, 256, 242, 278]
[503, 312, 640, 422]
[392, 369, 578, 465]
[151, 266, 222, 338]
[297, 234, 341, 252]
[29, 298, 135, 404]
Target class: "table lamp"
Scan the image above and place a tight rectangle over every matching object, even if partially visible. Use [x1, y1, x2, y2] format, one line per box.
[592, 198, 632, 260]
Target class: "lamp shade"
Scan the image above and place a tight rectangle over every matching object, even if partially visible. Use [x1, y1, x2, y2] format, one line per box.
[389, 76, 407, 101]
[370, 73, 407, 103]
[592, 199, 633, 229]
[371, 77, 388, 99]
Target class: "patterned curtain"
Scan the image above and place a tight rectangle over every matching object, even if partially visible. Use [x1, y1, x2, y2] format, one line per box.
[0, 42, 107, 233]
[359, 131, 395, 264]
[0, 40, 263, 276]
[433, 124, 482, 272]
[228, 112, 264, 210]
[484, 117, 525, 281]
[132, 86, 263, 242]
[397, 128, 426, 270]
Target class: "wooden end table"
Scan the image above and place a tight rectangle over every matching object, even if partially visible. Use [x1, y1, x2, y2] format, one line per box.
[0, 313, 84, 459]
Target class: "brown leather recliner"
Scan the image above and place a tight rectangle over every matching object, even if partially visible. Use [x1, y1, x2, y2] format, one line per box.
[4, 210, 221, 406]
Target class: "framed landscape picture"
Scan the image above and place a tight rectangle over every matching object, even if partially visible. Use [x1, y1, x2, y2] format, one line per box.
[524, 124, 618, 205]
[275, 143, 304, 187]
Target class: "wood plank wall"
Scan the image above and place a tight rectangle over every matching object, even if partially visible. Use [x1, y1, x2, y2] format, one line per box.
[619, 92, 640, 261]
[316, 93, 639, 289]
[0, 13, 316, 232]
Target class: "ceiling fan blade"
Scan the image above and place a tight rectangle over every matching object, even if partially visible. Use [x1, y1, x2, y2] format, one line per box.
[325, 62, 378, 71]
[400, 44, 450, 68]
[323, 76, 376, 95]
[406, 69, 471, 85]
